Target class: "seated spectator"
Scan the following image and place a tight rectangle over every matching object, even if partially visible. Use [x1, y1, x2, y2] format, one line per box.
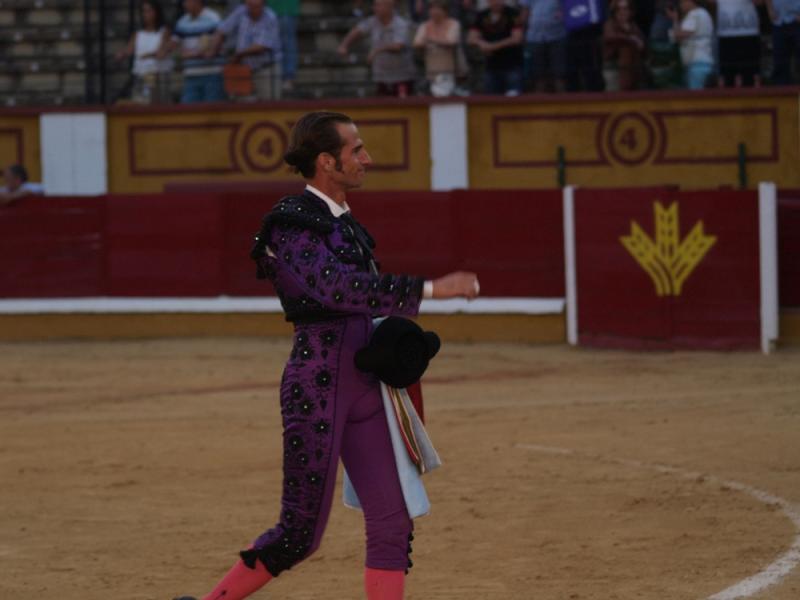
[563, 0, 607, 91]
[115, 0, 174, 103]
[667, 0, 715, 89]
[270, 0, 299, 93]
[766, 0, 800, 85]
[0, 165, 44, 206]
[207, 0, 282, 100]
[414, 0, 468, 96]
[170, 0, 226, 103]
[520, 0, 567, 92]
[603, 0, 645, 90]
[338, 0, 417, 97]
[468, 0, 525, 95]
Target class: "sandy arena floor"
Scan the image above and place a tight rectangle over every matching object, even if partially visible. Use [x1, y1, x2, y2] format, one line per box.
[1, 337, 799, 600]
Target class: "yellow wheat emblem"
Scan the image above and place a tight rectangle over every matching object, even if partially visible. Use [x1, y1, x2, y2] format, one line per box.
[620, 202, 716, 297]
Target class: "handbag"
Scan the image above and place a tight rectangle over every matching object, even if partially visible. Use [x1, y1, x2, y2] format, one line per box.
[223, 62, 253, 97]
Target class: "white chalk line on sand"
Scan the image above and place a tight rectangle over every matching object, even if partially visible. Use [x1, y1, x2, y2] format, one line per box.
[516, 443, 800, 600]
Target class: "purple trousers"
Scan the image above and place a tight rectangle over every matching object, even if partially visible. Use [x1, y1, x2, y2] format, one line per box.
[246, 314, 412, 576]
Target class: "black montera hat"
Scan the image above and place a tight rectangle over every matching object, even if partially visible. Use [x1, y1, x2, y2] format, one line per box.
[355, 317, 441, 389]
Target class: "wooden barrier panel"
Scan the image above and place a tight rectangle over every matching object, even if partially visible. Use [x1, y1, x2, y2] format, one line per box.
[106, 105, 431, 193]
[778, 190, 800, 308]
[0, 197, 105, 297]
[572, 188, 762, 349]
[469, 91, 800, 190]
[0, 190, 565, 299]
[0, 114, 40, 183]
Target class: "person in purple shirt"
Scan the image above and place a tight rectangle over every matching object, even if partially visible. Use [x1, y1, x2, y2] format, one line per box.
[173, 111, 479, 600]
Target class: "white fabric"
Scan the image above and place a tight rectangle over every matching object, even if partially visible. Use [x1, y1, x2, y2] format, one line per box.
[716, 0, 759, 38]
[132, 28, 174, 75]
[343, 381, 442, 519]
[671, 7, 714, 65]
[0, 181, 44, 195]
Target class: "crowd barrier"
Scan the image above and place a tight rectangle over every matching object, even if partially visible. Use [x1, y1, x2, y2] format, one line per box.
[2, 89, 799, 195]
[0, 187, 796, 349]
[0, 189, 563, 299]
[778, 189, 800, 307]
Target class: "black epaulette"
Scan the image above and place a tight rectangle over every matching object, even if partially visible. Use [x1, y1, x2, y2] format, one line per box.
[250, 193, 336, 279]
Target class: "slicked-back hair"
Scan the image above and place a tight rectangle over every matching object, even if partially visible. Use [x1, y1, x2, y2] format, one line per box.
[284, 111, 353, 179]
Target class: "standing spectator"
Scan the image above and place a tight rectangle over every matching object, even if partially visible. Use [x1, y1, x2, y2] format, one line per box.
[709, 0, 762, 87]
[650, 0, 673, 41]
[766, 0, 800, 84]
[468, 0, 525, 95]
[0, 165, 44, 206]
[414, 0, 468, 95]
[562, 0, 607, 91]
[115, 0, 174, 103]
[520, 0, 568, 92]
[338, 0, 417, 97]
[171, 0, 225, 102]
[603, 0, 645, 90]
[270, 0, 300, 93]
[207, 0, 282, 100]
[667, 0, 715, 89]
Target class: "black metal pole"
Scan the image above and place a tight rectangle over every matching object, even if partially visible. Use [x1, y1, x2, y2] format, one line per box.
[128, 0, 136, 38]
[98, 0, 108, 104]
[557, 145, 566, 188]
[738, 143, 748, 190]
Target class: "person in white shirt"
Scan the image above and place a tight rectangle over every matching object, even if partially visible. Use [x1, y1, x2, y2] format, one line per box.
[0, 165, 44, 206]
[708, 0, 763, 87]
[667, 0, 716, 89]
[413, 0, 468, 96]
[115, 0, 174, 103]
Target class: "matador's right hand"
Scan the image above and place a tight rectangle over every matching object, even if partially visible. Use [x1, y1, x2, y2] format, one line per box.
[431, 271, 480, 300]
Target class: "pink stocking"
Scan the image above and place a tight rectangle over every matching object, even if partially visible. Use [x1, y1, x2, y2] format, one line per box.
[201, 559, 272, 600]
[364, 567, 405, 600]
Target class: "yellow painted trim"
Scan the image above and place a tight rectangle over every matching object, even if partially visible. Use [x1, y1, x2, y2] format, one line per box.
[3, 311, 797, 347]
[780, 310, 800, 346]
[0, 312, 565, 344]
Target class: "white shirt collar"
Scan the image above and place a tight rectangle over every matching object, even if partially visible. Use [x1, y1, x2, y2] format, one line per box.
[305, 184, 350, 218]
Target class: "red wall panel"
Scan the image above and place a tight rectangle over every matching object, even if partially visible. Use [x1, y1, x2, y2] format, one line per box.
[0, 197, 105, 297]
[350, 191, 458, 281]
[104, 194, 224, 296]
[451, 189, 564, 298]
[778, 190, 800, 307]
[222, 192, 285, 296]
[0, 189, 566, 300]
[575, 188, 761, 349]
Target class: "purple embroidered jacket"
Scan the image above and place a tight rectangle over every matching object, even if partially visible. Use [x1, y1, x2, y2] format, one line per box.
[241, 190, 424, 576]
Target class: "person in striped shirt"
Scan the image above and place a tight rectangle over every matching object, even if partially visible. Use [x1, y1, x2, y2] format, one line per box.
[171, 0, 226, 102]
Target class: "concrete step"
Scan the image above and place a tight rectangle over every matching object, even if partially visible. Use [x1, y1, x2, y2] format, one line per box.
[0, 25, 128, 43]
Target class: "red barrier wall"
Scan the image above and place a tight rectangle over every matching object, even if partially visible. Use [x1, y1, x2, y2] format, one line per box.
[574, 188, 762, 350]
[779, 189, 800, 308]
[0, 198, 105, 297]
[0, 190, 564, 299]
